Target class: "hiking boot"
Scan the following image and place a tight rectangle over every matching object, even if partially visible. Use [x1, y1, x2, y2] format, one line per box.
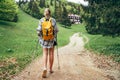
[42, 70, 47, 78]
[49, 71, 54, 74]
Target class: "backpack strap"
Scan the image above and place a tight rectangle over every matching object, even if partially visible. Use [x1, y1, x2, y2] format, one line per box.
[43, 17, 46, 21]
[48, 17, 52, 22]
[43, 17, 52, 22]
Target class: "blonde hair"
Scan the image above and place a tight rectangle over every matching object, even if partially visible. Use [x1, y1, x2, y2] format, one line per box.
[44, 8, 51, 15]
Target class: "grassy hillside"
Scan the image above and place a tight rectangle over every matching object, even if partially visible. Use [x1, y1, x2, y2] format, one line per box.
[0, 9, 39, 79]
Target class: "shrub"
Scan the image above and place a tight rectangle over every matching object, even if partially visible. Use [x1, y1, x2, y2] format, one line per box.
[0, 0, 18, 22]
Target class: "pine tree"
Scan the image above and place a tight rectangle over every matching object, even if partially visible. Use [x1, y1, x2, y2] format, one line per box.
[50, 0, 53, 5]
[54, 0, 57, 18]
[61, 6, 71, 27]
[46, 2, 49, 8]
[39, 0, 45, 8]
[81, 0, 120, 36]
[31, 1, 41, 19]
[18, 0, 23, 6]
[28, 0, 33, 10]
[54, 0, 62, 21]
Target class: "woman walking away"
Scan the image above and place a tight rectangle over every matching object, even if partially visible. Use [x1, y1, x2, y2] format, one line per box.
[36, 8, 59, 78]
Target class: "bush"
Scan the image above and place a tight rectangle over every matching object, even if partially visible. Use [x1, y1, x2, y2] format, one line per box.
[0, 0, 18, 22]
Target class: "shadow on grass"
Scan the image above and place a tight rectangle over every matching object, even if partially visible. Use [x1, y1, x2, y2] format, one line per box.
[102, 44, 120, 55]
[0, 20, 15, 28]
[61, 24, 72, 29]
[101, 44, 120, 62]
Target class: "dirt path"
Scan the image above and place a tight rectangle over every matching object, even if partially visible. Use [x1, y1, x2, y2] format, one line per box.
[12, 33, 120, 80]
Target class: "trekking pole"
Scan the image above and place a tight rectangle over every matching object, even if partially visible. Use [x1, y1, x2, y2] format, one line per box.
[56, 35, 60, 70]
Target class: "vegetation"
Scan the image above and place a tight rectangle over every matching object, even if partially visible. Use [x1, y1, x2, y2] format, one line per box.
[61, 5, 71, 27]
[81, 0, 120, 36]
[75, 24, 120, 62]
[79, 0, 120, 62]
[86, 35, 120, 62]
[0, 9, 39, 79]
[20, 0, 42, 19]
[39, 0, 45, 8]
[17, 0, 78, 27]
[0, 0, 18, 22]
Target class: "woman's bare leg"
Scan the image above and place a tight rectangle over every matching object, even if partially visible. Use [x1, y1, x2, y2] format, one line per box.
[43, 48, 48, 70]
[49, 47, 54, 72]
[42, 48, 48, 78]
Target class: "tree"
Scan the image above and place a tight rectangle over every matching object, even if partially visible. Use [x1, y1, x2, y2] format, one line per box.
[50, 0, 53, 5]
[53, 0, 63, 22]
[18, 0, 22, 6]
[54, 0, 57, 18]
[0, 0, 18, 22]
[28, 0, 34, 10]
[39, 0, 45, 8]
[77, 6, 80, 14]
[61, 6, 71, 27]
[81, 0, 120, 36]
[31, 1, 41, 19]
[46, 1, 49, 8]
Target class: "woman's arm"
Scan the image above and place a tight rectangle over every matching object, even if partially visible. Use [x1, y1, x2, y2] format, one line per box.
[36, 19, 42, 36]
[52, 18, 59, 44]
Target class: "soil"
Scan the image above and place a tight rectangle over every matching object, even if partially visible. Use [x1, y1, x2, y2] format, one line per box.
[12, 33, 120, 80]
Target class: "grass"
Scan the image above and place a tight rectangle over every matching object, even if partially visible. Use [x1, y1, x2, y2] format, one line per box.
[85, 34, 120, 62]
[0, 9, 40, 79]
[57, 24, 85, 47]
[74, 23, 120, 62]
[0, 9, 83, 79]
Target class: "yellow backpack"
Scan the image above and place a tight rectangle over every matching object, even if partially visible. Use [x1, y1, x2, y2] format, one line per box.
[41, 17, 54, 40]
